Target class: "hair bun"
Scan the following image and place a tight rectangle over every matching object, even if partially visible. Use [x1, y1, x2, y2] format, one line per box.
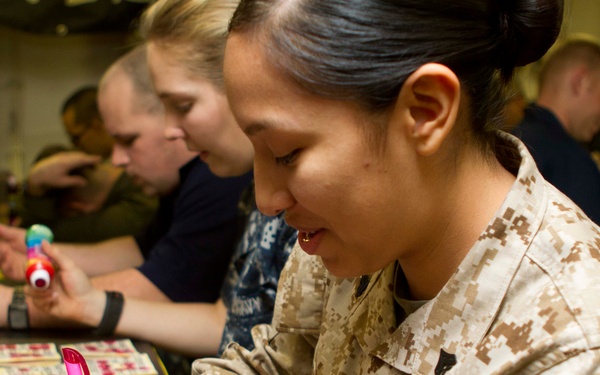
[497, 0, 563, 73]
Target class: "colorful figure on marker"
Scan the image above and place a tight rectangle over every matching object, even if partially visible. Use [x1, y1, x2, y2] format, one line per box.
[25, 224, 55, 290]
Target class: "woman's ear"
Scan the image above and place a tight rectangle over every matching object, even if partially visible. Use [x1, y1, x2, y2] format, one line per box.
[392, 63, 460, 156]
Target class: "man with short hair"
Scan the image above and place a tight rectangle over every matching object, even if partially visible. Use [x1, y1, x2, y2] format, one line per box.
[512, 36, 600, 224]
[61, 86, 115, 159]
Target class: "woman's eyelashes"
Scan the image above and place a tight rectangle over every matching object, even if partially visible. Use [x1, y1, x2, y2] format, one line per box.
[275, 149, 300, 166]
[174, 102, 192, 114]
[165, 100, 193, 115]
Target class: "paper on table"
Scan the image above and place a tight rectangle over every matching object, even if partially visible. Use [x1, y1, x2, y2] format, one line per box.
[0, 353, 158, 375]
[60, 339, 137, 357]
[0, 343, 61, 364]
[0, 339, 157, 375]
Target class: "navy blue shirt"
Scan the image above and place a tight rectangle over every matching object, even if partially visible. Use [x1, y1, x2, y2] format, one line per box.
[136, 157, 253, 302]
[512, 104, 600, 224]
[218, 183, 298, 355]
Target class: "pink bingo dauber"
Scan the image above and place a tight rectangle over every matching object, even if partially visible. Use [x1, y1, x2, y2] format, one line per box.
[62, 348, 90, 375]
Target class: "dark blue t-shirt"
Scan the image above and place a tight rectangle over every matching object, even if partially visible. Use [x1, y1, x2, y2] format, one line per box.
[136, 157, 253, 302]
[512, 104, 600, 224]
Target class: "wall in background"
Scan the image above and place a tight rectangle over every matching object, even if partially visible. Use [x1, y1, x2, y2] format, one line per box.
[0, 0, 599, 181]
[0, 27, 128, 180]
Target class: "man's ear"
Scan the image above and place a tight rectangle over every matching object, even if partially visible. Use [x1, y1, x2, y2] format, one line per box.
[566, 67, 584, 98]
[392, 63, 460, 156]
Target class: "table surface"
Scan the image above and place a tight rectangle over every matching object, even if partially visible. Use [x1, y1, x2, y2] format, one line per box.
[0, 328, 168, 374]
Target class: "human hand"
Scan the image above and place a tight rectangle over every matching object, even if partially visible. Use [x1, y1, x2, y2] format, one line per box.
[0, 224, 28, 281]
[27, 151, 102, 197]
[59, 163, 122, 216]
[25, 241, 105, 326]
[0, 284, 14, 327]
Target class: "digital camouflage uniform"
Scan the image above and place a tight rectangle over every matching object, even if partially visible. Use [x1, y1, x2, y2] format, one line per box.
[194, 133, 600, 374]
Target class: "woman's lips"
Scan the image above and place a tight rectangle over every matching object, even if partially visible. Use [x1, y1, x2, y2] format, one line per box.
[298, 229, 323, 255]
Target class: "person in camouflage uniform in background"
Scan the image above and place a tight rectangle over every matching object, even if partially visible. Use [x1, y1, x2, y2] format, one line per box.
[194, 0, 600, 373]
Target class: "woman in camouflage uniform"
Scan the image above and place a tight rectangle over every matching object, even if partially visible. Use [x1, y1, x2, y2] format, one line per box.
[196, 0, 600, 373]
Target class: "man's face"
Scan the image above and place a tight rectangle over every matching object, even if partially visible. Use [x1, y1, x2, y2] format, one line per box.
[97, 73, 183, 197]
[62, 107, 114, 158]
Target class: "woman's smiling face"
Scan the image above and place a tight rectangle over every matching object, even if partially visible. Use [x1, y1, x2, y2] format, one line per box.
[224, 34, 426, 277]
[147, 42, 255, 178]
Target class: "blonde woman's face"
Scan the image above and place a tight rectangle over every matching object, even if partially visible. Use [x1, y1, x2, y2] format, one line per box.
[147, 42, 255, 177]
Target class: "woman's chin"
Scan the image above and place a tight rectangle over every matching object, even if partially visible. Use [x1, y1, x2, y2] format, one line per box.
[322, 254, 382, 279]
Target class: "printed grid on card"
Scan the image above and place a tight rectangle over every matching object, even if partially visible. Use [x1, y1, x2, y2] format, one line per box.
[60, 339, 137, 357]
[86, 353, 158, 375]
[0, 363, 64, 375]
[0, 354, 158, 375]
[0, 343, 60, 364]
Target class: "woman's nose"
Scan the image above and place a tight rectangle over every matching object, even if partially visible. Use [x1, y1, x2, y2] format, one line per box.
[164, 118, 186, 140]
[253, 160, 295, 217]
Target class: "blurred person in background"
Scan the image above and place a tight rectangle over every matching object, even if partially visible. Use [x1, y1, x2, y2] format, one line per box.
[512, 36, 600, 224]
[61, 86, 114, 159]
[19, 144, 158, 242]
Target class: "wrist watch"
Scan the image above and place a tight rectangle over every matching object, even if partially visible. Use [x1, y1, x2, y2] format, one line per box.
[8, 286, 29, 330]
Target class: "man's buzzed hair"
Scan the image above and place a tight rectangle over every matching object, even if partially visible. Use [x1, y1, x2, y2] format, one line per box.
[100, 45, 163, 115]
[539, 36, 600, 90]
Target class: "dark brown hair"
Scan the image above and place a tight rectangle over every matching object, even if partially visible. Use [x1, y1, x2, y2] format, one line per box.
[61, 86, 100, 127]
[229, 0, 563, 148]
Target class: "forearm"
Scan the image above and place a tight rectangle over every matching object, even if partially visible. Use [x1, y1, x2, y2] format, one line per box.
[57, 270, 220, 357]
[0, 285, 11, 327]
[56, 236, 144, 276]
[27, 296, 91, 328]
[0, 284, 85, 329]
[23, 270, 172, 329]
[90, 268, 170, 301]
[117, 299, 226, 357]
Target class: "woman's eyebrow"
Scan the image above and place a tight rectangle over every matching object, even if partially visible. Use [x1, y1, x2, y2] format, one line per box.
[243, 122, 268, 136]
[243, 117, 300, 136]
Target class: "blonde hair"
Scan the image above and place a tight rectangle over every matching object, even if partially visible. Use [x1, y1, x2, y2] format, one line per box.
[139, 0, 240, 91]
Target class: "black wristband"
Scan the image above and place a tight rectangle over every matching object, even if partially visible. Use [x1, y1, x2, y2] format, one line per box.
[93, 291, 124, 336]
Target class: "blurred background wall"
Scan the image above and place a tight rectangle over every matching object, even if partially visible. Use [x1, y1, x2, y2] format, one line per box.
[0, 0, 145, 180]
[0, 0, 598, 180]
[0, 29, 129, 180]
